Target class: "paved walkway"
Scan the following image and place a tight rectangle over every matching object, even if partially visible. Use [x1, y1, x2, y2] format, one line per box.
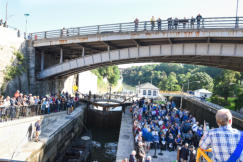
[116, 107, 134, 161]
[115, 107, 178, 162]
[147, 149, 178, 162]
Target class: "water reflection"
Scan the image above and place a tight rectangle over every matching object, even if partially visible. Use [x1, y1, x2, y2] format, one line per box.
[91, 128, 119, 162]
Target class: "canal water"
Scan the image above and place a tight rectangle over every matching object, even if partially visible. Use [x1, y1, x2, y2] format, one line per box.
[89, 105, 121, 162]
[90, 128, 120, 162]
[62, 105, 122, 162]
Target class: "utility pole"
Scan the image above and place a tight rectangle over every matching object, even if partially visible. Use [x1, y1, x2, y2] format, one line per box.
[236, 0, 239, 17]
[187, 79, 189, 91]
[5, 1, 8, 24]
[24, 13, 30, 34]
[235, 0, 240, 28]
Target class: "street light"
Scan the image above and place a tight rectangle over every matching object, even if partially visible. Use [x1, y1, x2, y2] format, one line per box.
[236, 0, 239, 17]
[24, 13, 30, 37]
[235, 0, 240, 28]
[180, 80, 200, 109]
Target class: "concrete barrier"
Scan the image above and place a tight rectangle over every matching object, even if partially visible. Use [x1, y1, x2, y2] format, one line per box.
[0, 104, 87, 162]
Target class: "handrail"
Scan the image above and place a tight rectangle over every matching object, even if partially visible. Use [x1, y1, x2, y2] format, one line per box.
[31, 16, 243, 40]
[196, 148, 213, 162]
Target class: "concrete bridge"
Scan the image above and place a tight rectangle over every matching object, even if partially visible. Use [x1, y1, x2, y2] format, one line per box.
[29, 17, 243, 79]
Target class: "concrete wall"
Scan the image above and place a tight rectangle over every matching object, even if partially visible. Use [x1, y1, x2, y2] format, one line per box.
[173, 97, 243, 130]
[0, 104, 87, 161]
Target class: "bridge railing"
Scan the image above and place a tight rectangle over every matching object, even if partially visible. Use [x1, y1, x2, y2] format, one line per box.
[31, 16, 243, 40]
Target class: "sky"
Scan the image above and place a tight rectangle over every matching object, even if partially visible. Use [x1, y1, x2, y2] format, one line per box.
[0, 0, 242, 33]
[0, 0, 242, 68]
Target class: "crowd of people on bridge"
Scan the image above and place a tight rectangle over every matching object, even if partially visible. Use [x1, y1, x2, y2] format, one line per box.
[126, 98, 206, 162]
[0, 90, 80, 121]
[134, 14, 203, 31]
[0, 19, 7, 27]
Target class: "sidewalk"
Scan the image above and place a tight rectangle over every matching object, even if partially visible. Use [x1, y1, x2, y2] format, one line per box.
[116, 107, 134, 161]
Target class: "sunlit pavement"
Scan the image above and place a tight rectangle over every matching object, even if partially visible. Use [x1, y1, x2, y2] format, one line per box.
[147, 149, 178, 162]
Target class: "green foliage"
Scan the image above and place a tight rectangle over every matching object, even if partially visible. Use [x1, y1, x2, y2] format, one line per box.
[3, 50, 26, 81]
[187, 72, 214, 91]
[166, 72, 181, 91]
[123, 63, 221, 89]
[92, 65, 120, 86]
[214, 70, 240, 100]
[1, 50, 26, 95]
[235, 93, 243, 111]
[154, 100, 166, 105]
[122, 63, 243, 110]
[210, 95, 230, 107]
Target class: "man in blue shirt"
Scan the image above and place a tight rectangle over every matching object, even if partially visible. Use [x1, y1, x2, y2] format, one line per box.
[35, 120, 41, 142]
[200, 109, 243, 161]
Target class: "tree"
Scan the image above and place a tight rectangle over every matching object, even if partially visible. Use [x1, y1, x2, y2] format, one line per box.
[92, 65, 120, 86]
[235, 92, 243, 111]
[164, 72, 181, 91]
[158, 71, 168, 90]
[188, 72, 214, 91]
[214, 70, 240, 101]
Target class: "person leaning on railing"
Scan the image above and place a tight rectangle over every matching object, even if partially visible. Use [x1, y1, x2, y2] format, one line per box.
[199, 109, 243, 162]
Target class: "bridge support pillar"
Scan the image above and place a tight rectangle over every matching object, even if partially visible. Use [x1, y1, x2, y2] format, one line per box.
[26, 41, 36, 95]
[82, 47, 85, 57]
[60, 48, 63, 63]
[41, 50, 44, 71]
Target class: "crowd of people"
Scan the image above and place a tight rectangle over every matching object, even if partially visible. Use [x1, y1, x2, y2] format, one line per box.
[0, 90, 80, 121]
[0, 19, 7, 27]
[127, 98, 206, 162]
[134, 14, 203, 31]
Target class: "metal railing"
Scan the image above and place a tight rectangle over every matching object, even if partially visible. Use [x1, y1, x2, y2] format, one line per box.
[31, 17, 243, 40]
[196, 148, 213, 162]
[0, 101, 81, 122]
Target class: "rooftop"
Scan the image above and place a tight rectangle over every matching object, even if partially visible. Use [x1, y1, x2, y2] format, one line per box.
[136, 82, 159, 90]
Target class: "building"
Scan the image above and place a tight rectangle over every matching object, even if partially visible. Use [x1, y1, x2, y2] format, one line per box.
[194, 89, 212, 98]
[136, 82, 160, 98]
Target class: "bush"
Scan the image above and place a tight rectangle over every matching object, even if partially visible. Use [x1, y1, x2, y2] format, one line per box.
[210, 95, 230, 107]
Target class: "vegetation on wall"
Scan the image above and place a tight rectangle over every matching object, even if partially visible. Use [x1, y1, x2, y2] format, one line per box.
[1, 50, 26, 94]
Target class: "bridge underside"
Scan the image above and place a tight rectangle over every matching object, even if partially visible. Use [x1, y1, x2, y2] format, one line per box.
[43, 56, 243, 78]
[33, 29, 243, 79]
[37, 43, 243, 79]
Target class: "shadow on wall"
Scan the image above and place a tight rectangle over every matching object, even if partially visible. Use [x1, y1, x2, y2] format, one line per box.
[87, 107, 122, 129]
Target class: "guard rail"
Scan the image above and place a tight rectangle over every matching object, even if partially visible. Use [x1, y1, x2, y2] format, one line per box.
[31, 17, 243, 40]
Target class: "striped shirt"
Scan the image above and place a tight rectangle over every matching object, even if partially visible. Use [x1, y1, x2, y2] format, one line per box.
[200, 125, 243, 162]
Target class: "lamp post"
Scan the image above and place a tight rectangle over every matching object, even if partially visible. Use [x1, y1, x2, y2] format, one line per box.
[24, 13, 30, 37]
[236, 0, 239, 17]
[235, 0, 240, 28]
[180, 80, 200, 109]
